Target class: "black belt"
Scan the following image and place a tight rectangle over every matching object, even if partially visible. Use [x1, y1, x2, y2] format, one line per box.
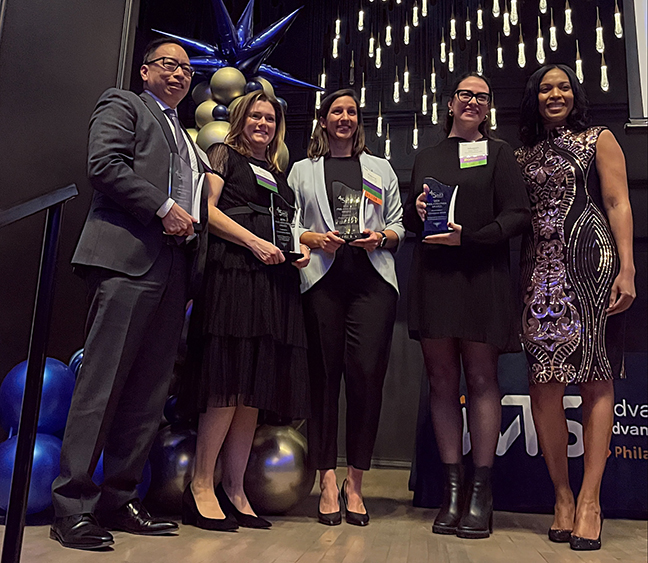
[224, 202, 270, 216]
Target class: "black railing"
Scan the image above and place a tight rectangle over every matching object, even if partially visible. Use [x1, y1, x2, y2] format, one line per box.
[0, 184, 78, 563]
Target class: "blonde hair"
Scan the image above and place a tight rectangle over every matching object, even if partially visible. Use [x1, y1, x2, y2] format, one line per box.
[225, 90, 286, 172]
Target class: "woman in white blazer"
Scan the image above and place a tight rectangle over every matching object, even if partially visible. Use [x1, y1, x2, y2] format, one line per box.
[288, 89, 404, 526]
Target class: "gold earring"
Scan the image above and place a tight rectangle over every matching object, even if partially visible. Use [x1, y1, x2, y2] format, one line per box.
[449, 109, 454, 116]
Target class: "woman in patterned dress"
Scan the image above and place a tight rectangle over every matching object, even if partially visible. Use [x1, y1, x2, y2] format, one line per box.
[516, 65, 636, 551]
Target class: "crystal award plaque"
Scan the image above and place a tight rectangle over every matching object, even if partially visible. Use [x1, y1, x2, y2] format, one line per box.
[422, 177, 459, 237]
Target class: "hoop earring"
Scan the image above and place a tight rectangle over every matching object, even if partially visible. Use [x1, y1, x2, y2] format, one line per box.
[449, 109, 454, 116]
[483, 115, 488, 121]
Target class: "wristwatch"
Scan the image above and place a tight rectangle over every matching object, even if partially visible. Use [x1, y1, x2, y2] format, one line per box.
[377, 231, 388, 248]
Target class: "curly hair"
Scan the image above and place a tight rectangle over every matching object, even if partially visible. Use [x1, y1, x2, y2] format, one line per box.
[519, 64, 590, 147]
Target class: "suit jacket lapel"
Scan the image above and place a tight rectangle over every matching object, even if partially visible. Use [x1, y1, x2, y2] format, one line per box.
[313, 158, 335, 230]
[140, 92, 178, 153]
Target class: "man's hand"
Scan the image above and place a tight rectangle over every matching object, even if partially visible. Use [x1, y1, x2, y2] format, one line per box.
[162, 203, 197, 236]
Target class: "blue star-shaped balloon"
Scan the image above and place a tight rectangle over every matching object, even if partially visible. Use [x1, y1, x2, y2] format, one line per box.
[154, 0, 318, 90]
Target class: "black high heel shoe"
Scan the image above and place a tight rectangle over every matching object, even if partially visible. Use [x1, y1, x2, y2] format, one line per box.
[215, 483, 272, 529]
[433, 463, 465, 535]
[317, 488, 342, 526]
[456, 466, 493, 539]
[570, 512, 603, 551]
[181, 484, 238, 531]
[548, 528, 572, 543]
[341, 479, 369, 526]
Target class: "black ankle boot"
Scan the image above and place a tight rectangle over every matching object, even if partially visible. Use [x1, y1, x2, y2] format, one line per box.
[456, 466, 493, 539]
[432, 463, 465, 535]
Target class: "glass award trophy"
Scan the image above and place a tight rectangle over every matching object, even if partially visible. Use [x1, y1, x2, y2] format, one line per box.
[332, 181, 367, 241]
[422, 177, 459, 237]
[270, 193, 303, 262]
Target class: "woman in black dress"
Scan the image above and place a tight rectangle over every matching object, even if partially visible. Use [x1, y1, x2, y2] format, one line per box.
[516, 65, 635, 551]
[403, 73, 530, 538]
[181, 90, 310, 531]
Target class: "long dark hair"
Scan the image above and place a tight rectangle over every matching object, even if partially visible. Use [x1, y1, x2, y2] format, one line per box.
[308, 88, 367, 159]
[444, 72, 494, 138]
[519, 64, 590, 147]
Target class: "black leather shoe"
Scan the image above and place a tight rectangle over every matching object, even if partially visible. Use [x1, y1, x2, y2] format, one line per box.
[215, 483, 271, 529]
[317, 489, 342, 526]
[341, 479, 369, 526]
[182, 484, 238, 531]
[548, 528, 572, 543]
[100, 499, 178, 535]
[433, 463, 465, 535]
[49, 514, 114, 550]
[570, 513, 603, 551]
[456, 466, 493, 539]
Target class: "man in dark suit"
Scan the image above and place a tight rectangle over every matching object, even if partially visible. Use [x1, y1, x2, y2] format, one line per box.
[51, 39, 203, 550]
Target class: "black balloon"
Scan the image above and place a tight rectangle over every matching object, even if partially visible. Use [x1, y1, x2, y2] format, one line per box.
[244, 80, 263, 94]
[276, 97, 288, 113]
[212, 104, 230, 121]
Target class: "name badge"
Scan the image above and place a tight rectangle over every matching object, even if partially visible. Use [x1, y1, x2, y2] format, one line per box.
[459, 140, 488, 168]
[249, 163, 278, 193]
[361, 166, 383, 205]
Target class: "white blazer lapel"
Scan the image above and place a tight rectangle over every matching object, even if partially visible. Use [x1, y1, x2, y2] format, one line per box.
[313, 157, 335, 231]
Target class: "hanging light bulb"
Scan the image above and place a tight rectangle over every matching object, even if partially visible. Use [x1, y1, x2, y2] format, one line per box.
[497, 32, 504, 68]
[422, 79, 429, 115]
[377, 101, 383, 137]
[335, 14, 341, 37]
[413, 2, 420, 27]
[466, 7, 472, 41]
[565, 0, 573, 35]
[518, 25, 526, 68]
[477, 41, 483, 75]
[320, 60, 326, 89]
[332, 37, 339, 59]
[393, 66, 400, 103]
[490, 107, 498, 130]
[493, 0, 501, 18]
[404, 57, 410, 93]
[575, 39, 584, 83]
[422, 0, 428, 18]
[549, 9, 558, 51]
[430, 59, 437, 93]
[511, 0, 519, 26]
[596, 7, 605, 54]
[369, 30, 375, 58]
[413, 114, 419, 150]
[404, 17, 411, 45]
[349, 51, 355, 85]
[450, 8, 457, 40]
[600, 52, 609, 92]
[440, 29, 447, 63]
[477, 4, 484, 29]
[614, 0, 623, 38]
[358, 7, 365, 32]
[540, 0, 547, 14]
[385, 22, 393, 47]
[431, 93, 438, 124]
[536, 17, 546, 64]
[448, 41, 455, 73]
[360, 72, 366, 107]
[369, 0, 374, 3]
[395, 0, 401, 4]
[503, 1, 511, 36]
[384, 123, 391, 160]
[375, 34, 382, 68]
[315, 90, 322, 110]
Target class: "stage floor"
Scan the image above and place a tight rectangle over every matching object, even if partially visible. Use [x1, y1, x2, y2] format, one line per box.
[2, 468, 646, 563]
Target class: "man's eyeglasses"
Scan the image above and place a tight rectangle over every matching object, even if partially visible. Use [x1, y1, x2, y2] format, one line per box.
[454, 89, 492, 105]
[145, 57, 195, 78]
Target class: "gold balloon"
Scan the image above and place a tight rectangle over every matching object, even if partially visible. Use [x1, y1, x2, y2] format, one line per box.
[277, 141, 289, 172]
[228, 95, 244, 116]
[195, 100, 217, 129]
[253, 76, 275, 98]
[210, 67, 246, 105]
[196, 121, 230, 152]
[191, 82, 212, 106]
[186, 128, 199, 143]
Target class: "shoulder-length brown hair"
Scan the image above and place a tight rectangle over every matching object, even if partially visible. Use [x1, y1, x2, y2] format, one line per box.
[225, 89, 286, 172]
[307, 88, 367, 159]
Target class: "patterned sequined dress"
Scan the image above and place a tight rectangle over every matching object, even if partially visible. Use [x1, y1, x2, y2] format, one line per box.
[515, 126, 625, 384]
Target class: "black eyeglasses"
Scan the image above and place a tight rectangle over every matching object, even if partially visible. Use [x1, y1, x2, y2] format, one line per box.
[454, 89, 492, 105]
[145, 57, 195, 78]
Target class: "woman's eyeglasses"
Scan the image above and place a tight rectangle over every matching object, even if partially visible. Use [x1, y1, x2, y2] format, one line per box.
[454, 89, 492, 105]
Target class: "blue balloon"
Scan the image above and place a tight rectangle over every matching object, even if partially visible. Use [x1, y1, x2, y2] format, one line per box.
[68, 348, 84, 378]
[0, 358, 75, 434]
[212, 104, 230, 121]
[244, 80, 263, 94]
[92, 452, 152, 501]
[276, 97, 288, 113]
[0, 434, 61, 514]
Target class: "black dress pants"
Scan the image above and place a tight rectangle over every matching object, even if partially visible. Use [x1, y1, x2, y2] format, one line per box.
[303, 248, 397, 471]
[52, 245, 188, 516]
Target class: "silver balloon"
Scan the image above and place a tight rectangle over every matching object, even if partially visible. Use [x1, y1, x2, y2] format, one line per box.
[146, 424, 196, 514]
[195, 100, 218, 129]
[196, 121, 230, 152]
[244, 425, 315, 515]
[253, 76, 275, 98]
[192, 82, 213, 106]
[210, 67, 247, 105]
